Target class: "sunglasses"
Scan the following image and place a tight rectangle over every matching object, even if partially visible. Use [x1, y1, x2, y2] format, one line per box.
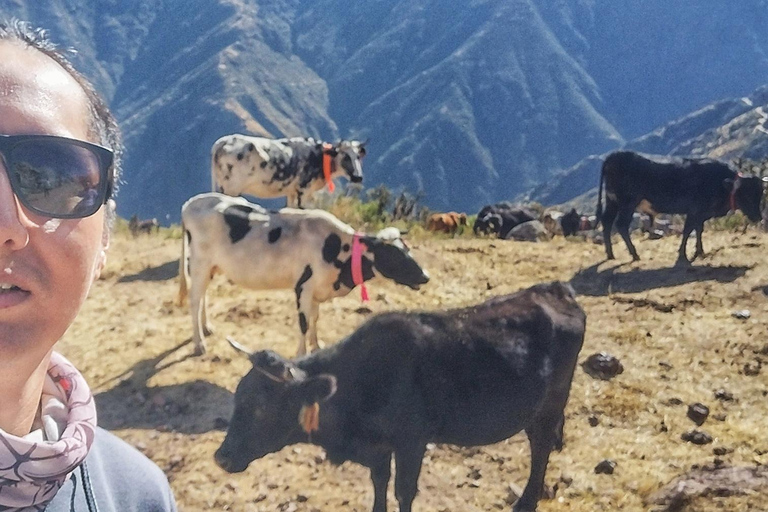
[0, 134, 114, 219]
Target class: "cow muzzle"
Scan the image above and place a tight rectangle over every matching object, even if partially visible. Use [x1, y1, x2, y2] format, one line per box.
[350, 175, 363, 183]
[214, 448, 250, 474]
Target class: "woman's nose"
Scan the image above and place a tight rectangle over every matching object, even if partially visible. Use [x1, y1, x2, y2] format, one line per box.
[0, 165, 30, 252]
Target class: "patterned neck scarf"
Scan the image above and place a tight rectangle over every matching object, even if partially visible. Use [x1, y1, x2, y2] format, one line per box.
[0, 352, 97, 511]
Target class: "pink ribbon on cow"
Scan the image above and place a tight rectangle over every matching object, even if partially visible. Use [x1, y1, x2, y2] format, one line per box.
[351, 233, 369, 302]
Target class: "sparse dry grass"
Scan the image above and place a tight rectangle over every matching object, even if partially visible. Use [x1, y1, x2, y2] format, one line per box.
[58, 227, 768, 512]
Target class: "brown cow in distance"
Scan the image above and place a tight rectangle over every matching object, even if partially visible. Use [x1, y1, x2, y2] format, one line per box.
[426, 212, 468, 234]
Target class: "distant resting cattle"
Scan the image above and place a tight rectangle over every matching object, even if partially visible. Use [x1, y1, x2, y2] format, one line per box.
[211, 135, 367, 208]
[177, 193, 429, 356]
[215, 281, 586, 512]
[597, 151, 766, 264]
[426, 211, 467, 234]
[473, 202, 538, 238]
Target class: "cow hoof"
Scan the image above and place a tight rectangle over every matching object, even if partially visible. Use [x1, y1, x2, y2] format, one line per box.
[193, 345, 206, 357]
[631, 255, 640, 262]
[203, 325, 214, 336]
[674, 258, 691, 267]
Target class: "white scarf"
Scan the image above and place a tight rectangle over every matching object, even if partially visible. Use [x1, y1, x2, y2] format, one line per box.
[0, 352, 97, 511]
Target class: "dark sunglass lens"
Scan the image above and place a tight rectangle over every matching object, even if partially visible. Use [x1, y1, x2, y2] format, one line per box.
[9, 139, 103, 217]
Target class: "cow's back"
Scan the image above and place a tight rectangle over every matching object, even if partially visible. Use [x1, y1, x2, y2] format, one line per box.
[602, 151, 735, 214]
[182, 194, 345, 290]
[312, 282, 585, 449]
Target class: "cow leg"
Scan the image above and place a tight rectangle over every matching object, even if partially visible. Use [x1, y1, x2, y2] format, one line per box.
[189, 265, 213, 356]
[370, 452, 392, 512]
[394, 445, 425, 512]
[516, 420, 558, 512]
[601, 201, 619, 260]
[201, 295, 213, 336]
[307, 299, 322, 352]
[294, 286, 315, 357]
[693, 220, 706, 260]
[676, 217, 696, 265]
[615, 207, 640, 261]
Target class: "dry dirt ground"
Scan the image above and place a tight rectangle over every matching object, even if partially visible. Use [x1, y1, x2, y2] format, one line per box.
[58, 228, 768, 512]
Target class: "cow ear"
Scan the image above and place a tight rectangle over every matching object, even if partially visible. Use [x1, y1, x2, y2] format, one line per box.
[250, 350, 292, 380]
[297, 375, 337, 404]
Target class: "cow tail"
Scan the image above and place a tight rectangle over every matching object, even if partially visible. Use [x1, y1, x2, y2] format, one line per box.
[177, 221, 189, 307]
[595, 159, 605, 227]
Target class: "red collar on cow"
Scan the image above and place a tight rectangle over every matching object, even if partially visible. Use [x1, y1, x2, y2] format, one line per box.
[352, 233, 370, 302]
[322, 143, 336, 193]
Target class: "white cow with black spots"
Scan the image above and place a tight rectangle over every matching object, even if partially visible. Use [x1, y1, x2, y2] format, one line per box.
[211, 135, 366, 208]
[177, 193, 429, 356]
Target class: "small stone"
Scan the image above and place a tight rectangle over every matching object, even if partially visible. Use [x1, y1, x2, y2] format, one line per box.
[714, 389, 734, 402]
[588, 415, 599, 427]
[713, 447, 728, 456]
[594, 459, 617, 475]
[743, 360, 762, 376]
[731, 309, 751, 320]
[504, 483, 524, 505]
[687, 403, 710, 426]
[581, 352, 624, 380]
[681, 430, 713, 445]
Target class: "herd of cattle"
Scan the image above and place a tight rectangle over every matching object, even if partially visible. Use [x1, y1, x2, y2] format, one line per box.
[162, 134, 767, 512]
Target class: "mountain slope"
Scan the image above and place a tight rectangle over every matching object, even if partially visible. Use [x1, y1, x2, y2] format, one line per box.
[2, 0, 768, 220]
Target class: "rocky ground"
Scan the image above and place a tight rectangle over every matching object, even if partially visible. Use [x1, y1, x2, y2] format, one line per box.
[58, 227, 768, 511]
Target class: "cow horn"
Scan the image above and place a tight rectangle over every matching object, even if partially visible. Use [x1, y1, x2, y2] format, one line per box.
[361, 138, 370, 146]
[226, 336, 253, 358]
[762, 177, 768, 183]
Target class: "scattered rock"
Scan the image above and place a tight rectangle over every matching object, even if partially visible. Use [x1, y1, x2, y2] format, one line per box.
[712, 413, 727, 422]
[714, 389, 734, 402]
[354, 306, 373, 315]
[731, 309, 751, 320]
[687, 403, 710, 426]
[581, 352, 624, 380]
[743, 360, 762, 376]
[648, 465, 768, 511]
[504, 482, 524, 505]
[595, 459, 617, 475]
[664, 397, 684, 406]
[682, 430, 713, 445]
[588, 415, 599, 427]
[505, 220, 551, 242]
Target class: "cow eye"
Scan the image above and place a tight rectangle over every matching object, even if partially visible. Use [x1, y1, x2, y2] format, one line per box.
[358, 147, 366, 157]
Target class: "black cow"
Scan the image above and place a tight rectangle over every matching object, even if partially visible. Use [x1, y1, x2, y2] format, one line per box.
[597, 151, 766, 264]
[560, 208, 581, 237]
[473, 202, 538, 238]
[215, 282, 586, 512]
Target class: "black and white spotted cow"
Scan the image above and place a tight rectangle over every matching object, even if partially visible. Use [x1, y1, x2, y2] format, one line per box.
[211, 135, 366, 208]
[177, 193, 429, 356]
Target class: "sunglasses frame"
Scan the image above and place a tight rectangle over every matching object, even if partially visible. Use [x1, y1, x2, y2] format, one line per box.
[0, 133, 114, 219]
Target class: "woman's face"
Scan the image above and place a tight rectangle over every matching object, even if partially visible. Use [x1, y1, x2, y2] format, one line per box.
[0, 41, 107, 364]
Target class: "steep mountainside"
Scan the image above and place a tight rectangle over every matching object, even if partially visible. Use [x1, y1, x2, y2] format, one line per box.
[526, 85, 768, 210]
[2, 0, 768, 220]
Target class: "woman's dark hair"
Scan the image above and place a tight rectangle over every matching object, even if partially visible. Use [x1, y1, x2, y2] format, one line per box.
[0, 18, 123, 221]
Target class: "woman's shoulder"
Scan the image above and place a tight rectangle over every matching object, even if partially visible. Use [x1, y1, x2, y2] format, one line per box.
[86, 428, 177, 511]
[46, 427, 177, 512]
